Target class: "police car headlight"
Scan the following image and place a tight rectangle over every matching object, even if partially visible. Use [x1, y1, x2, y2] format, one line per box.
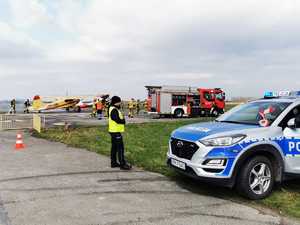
[200, 135, 246, 147]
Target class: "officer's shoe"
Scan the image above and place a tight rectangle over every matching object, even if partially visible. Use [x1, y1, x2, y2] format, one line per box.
[111, 162, 120, 168]
[120, 163, 132, 170]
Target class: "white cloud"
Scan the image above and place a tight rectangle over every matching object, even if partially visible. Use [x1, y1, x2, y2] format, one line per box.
[154, 73, 214, 80]
[0, 21, 43, 61]
[0, 21, 35, 45]
[41, 0, 300, 63]
[9, 0, 51, 28]
[1, 0, 300, 99]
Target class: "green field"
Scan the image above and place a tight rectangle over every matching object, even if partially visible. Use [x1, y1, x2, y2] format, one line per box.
[35, 118, 300, 219]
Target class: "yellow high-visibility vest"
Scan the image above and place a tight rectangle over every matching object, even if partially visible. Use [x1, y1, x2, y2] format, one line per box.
[108, 106, 125, 133]
[128, 101, 134, 109]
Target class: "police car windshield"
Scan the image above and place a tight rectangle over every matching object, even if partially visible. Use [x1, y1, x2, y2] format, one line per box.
[217, 101, 291, 126]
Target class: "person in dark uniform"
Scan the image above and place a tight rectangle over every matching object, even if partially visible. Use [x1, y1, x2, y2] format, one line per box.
[108, 96, 131, 170]
[24, 99, 30, 113]
[10, 99, 16, 114]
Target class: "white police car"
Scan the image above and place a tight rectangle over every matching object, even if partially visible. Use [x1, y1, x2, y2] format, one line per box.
[167, 91, 300, 199]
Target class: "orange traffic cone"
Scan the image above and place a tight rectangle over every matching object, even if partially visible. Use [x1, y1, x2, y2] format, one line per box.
[15, 132, 25, 150]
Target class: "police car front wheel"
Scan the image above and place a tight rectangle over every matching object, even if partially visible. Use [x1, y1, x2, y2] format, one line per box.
[237, 156, 274, 200]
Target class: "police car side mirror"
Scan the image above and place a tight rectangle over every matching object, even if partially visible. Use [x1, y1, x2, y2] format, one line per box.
[287, 118, 296, 129]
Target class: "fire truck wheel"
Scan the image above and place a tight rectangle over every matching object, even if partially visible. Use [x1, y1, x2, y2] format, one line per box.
[174, 109, 184, 118]
[212, 109, 219, 117]
[200, 110, 206, 117]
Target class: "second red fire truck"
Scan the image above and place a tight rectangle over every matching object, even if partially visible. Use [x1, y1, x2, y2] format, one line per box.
[145, 86, 225, 118]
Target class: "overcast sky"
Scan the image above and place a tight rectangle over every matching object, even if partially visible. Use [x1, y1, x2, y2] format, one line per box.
[1, 0, 300, 100]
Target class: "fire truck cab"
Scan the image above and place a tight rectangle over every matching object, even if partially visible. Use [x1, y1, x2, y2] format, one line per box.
[145, 86, 225, 118]
[199, 88, 226, 116]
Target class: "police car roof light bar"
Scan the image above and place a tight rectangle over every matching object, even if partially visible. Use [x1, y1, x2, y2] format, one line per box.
[290, 91, 300, 97]
[264, 90, 300, 99]
[264, 91, 279, 99]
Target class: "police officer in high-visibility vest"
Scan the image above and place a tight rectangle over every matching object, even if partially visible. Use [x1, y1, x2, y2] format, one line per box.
[109, 96, 131, 170]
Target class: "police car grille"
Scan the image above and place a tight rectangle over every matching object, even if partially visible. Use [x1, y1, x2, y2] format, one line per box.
[171, 138, 199, 160]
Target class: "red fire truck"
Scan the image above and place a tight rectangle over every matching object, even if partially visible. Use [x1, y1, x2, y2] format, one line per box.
[145, 86, 225, 118]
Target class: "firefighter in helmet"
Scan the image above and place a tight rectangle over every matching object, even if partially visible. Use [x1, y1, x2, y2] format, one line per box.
[128, 98, 135, 118]
[143, 100, 148, 112]
[136, 99, 141, 116]
[91, 98, 97, 118]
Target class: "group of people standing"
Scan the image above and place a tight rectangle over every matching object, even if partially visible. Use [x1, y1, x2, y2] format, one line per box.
[8, 99, 16, 114]
[8, 99, 30, 114]
[127, 98, 141, 118]
[91, 98, 143, 119]
[91, 98, 107, 120]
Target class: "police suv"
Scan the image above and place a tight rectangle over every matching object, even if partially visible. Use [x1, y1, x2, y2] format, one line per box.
[167, 91, 300, 199]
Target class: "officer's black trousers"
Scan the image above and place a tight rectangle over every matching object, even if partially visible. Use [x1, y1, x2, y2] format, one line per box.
[110, 132, 126, 165]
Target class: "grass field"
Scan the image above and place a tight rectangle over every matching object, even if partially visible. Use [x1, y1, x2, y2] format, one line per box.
[35, 118, 300, 219]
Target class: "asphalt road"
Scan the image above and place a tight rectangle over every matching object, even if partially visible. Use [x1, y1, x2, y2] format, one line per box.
[0, 131, 298, 225]
[1, 112, 212, 130]
[1, 112, 175, 130]
[42, 112, 196, 127]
